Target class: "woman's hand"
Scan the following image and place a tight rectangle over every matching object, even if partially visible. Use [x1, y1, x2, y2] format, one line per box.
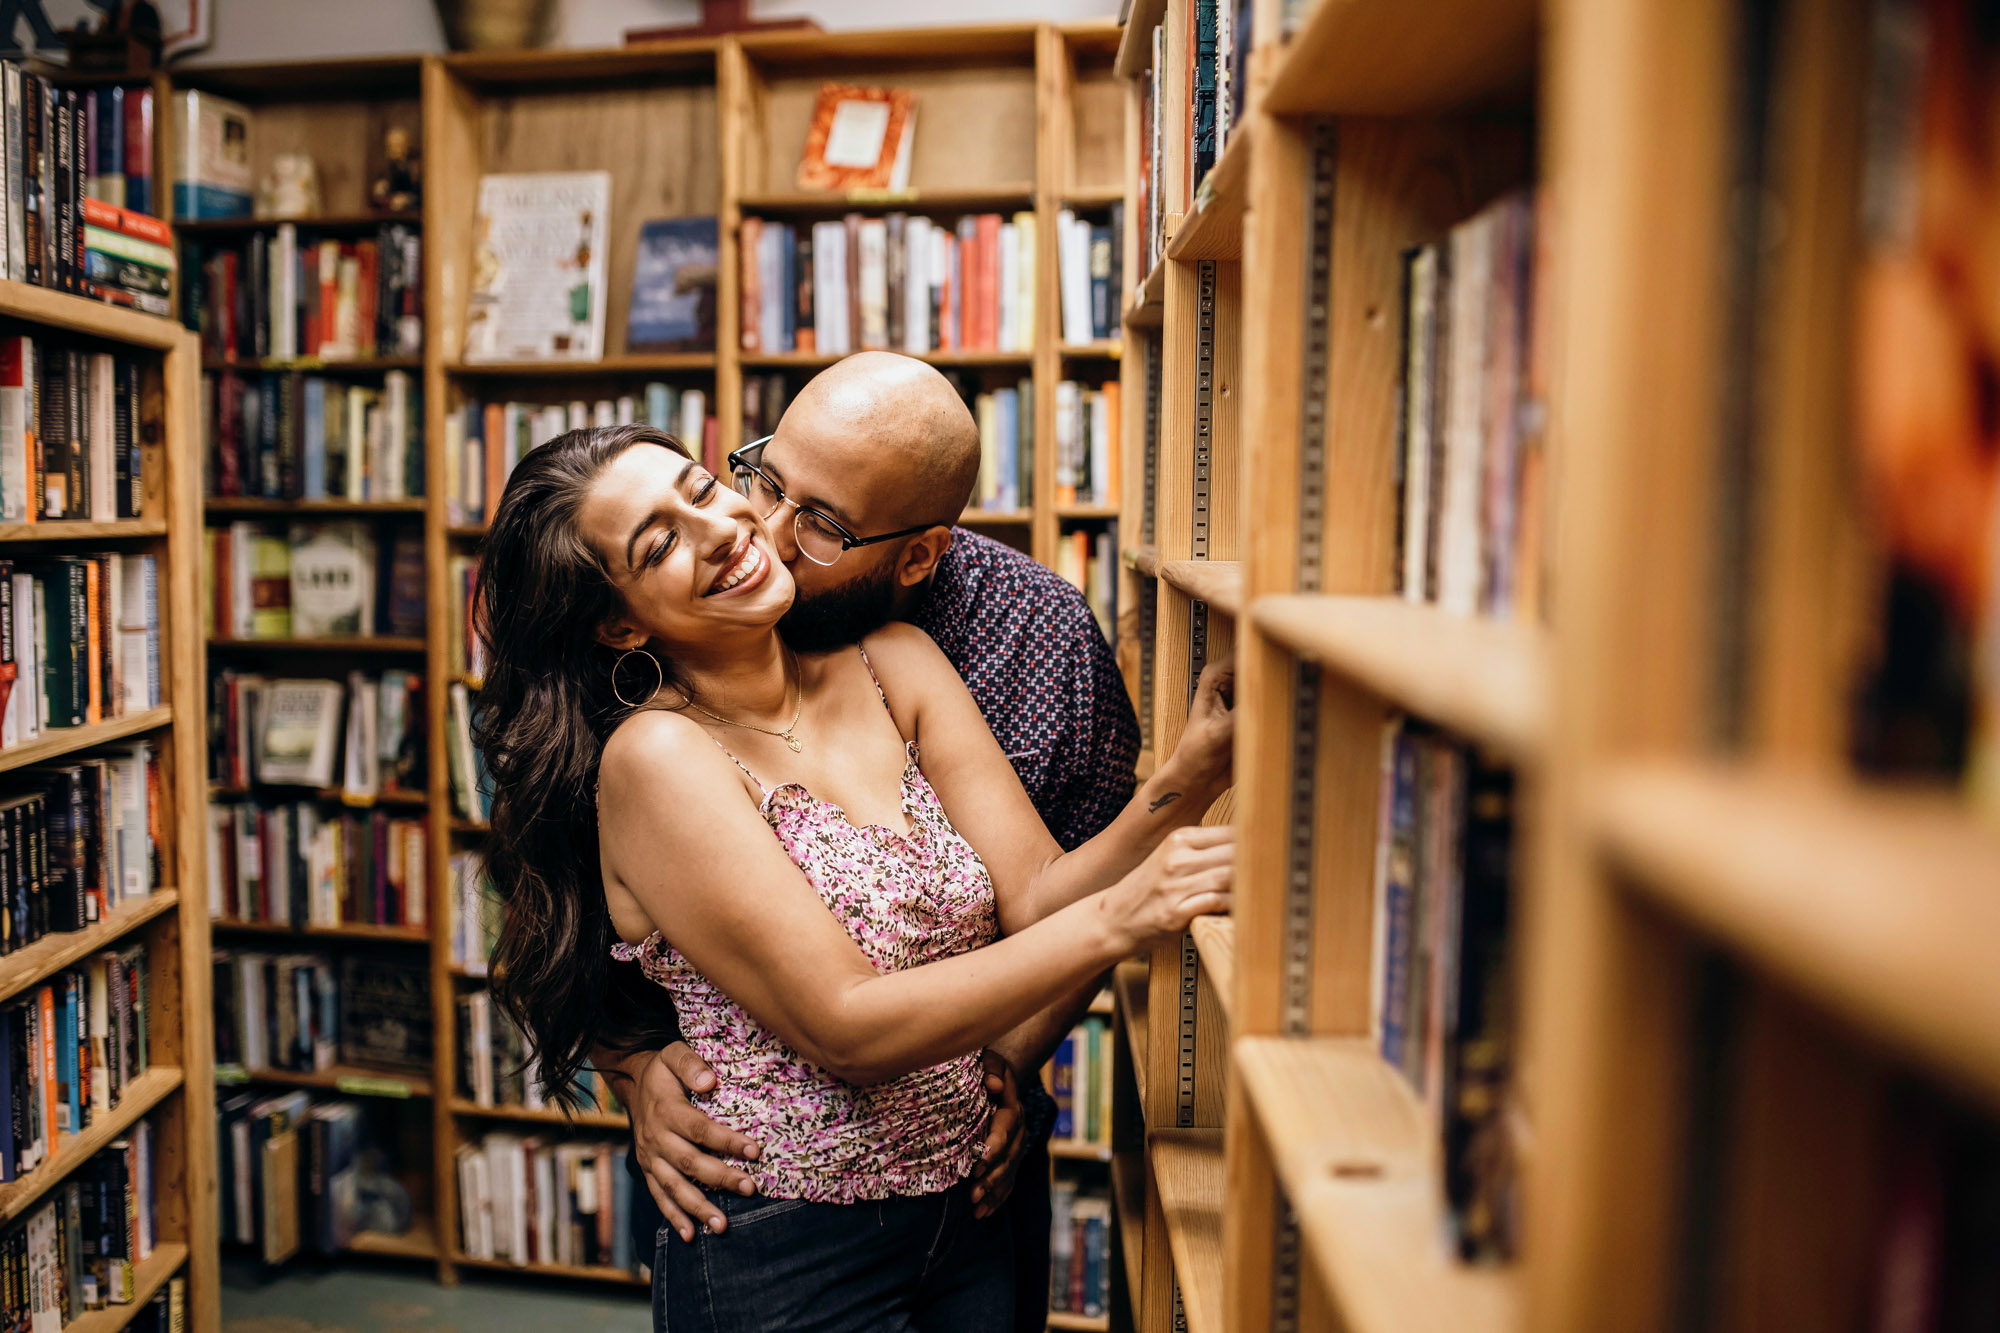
[1104, 824, 1234, 951]
[1161, 658, 1235, 800]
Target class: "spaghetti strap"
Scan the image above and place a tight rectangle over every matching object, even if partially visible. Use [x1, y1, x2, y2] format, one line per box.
[855, 643, 893, 713]
[705, 733, 768, 795]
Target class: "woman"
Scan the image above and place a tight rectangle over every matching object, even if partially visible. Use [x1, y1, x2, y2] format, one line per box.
[474, 426, 1232, 1332]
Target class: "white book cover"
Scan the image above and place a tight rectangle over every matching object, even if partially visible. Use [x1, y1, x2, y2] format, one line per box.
[1437, 215, 1492, 616]
[616, 395, 636, 426]
[288, 521, 375, 637]
[403, 822, 425, 925]
[342, 671, 379, 801]
[997, 222, 1018, 352]
[592, 399, 614, 429]
[680, 388, 706, 449]
[116, 552, 150, 713]
[115, 744, 148, 904]
[1089, 390, 1111, 503]
[761, 223, 786, 352]
[23, 575, 42, 739]
[1402, 246, 1440, 603]
[343, 387, 369, 500]
[463, 171, 612, 363]
[272, 224, 296, 362]
[903, 216, 931, 354]
[566, 400, 587, 433]
[813, 221, 847, 354]
[1014, 212, 1036, 353]
[3, 66, 19, 283]
[858, 219, 888, 350]
[257, 679, 344, 787]
[205, 808, 226, 917]
[90, 352, 116, 521]
[0, 339, 23, 523]
[1057, 210, 1083, 344]
[384, 371, 411, 500]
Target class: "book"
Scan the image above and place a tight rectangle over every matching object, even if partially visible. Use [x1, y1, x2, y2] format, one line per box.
[628, 217, 718, 351]
[462, 172, 612, 364]
[255, 680, 346, 788]
[170, 91, 252, 220]
[287, 522, 376, 638]
[796, 85, 916, 192]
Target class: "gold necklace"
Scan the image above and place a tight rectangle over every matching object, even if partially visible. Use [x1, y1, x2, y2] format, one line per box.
[683, 648, 805, 752]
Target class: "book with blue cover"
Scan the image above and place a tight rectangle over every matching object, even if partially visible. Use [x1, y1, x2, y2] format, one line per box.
[628, 217, 718, 351]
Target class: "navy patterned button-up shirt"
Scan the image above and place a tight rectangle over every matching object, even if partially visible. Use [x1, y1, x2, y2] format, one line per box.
[911, 529, 1141, 851]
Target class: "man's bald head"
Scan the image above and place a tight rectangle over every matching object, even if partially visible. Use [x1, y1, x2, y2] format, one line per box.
[778, 352, 981, 529]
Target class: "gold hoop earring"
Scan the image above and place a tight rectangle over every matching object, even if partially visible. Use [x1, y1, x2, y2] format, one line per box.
[610, 648, 664, 710]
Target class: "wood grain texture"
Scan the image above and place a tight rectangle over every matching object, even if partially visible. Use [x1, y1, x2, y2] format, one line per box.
[1236, 1037, 1519, 1333]
[1598, 762, 2000, 1111]
[1263, 0, 1538, 118]
[1149, 1129, 1225, 1333]
[0, 892, 178, 1007]
[1189, 916, 1235, 1024]
[1159, 560, 1242, 615]
[0, 1067, 183, 1226]
[1252, 595, 1548, 762]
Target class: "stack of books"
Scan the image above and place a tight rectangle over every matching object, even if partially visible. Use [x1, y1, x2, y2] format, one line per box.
[1048, 1182, 1111, 1319]
[206, 804, 428, 931]
[1055, 205, 1123, 346]
[3, 1123, 165, 1325]
[455, 1131, 641, 1273]
[1370, 719, 1518, 1261]
[204, 522, 425, 642]
[83, 198, 174, 317]
[187, 223, 424, 363]
[740, 212, 1037, 356]
[1054, 379, 1120, 506]
[1393, 189, 1546, 622]
[0, 337, 151, 523]
[207, 368, 425, 502]
[444, 389, 712, 527]
[0, 957, 152, 1180]
[0, 555, 163, 745]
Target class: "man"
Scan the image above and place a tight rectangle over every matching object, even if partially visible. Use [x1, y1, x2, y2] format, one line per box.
[593, 351, 1139, 1329]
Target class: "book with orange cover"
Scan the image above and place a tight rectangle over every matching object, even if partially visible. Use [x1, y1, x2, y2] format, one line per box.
[797, 85, 916, 193]
[739, 216, 763, 352]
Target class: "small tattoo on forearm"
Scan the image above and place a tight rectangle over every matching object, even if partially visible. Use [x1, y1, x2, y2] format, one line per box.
[1149, 792, 1183, 814]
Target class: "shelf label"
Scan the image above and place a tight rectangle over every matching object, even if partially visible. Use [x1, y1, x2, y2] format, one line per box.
[847, 188, 917, 203]
[336, 1075, 413, 1098]
[216, 1064, 249, 1085]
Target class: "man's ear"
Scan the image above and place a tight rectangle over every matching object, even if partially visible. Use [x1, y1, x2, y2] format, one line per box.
[895, 526, 955, 589]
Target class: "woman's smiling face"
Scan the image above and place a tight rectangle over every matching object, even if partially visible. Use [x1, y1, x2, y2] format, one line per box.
[578, 442, 796, 651]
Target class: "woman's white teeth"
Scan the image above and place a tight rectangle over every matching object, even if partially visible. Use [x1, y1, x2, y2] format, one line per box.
[713, 542, 762, 593]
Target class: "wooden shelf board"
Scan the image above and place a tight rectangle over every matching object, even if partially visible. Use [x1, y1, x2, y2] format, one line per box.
[452, 1253, 647, 1286]
[347, 1213, 439, 1259]
[739, 186, 1035, 215]
[0, 519, 165, 542]
[0, 891, 177, 1008]
[1114, 0, 1167, 78]
[1171, 120, 1253, 263]
[1597, 762, 2000, 1110]
[740, 349, 1033, 369]
[1149, 1129, 1225, 1333]
[448, 524, 487, 541]
[177, 212, 420, 235]
[1123, 258, 1165, 328]
[209, 636, 427, 653]
[1046, 1312, 1110, 1331]
[448, 1098, 628, 1130]
[205, 498, 427, 515]
[0, 707, 171, 776]
[212, 919, 429, 944]
[452, 819, 491, 836]
[62, 1242, 188, 1333]
[0, 1066, 182, 1227]
[447, 353, 717, 376]
[1251, 595, 1547, 762]
[1190, 916, 1235, 1024]
[1114, 958, 1149, 1102]
[209, 783, 428, 808]
[1111, 1149, 1146, 1303]
[1263, 0, 1539, 117]
[1058, 503, 1120, 521]
[216, 1064, 432, 1099]
[1125, 545, 1160, 577]
[201, 358, 422, 374]
[0, 280, 184, 350]
[1059, 340, 1123, 360]
[1160, 560, 1243, 616]
[1049, 1139, 1113, 1162]
[443, 41, 719, 89]
[1235, 1037, 1518, 1333]
[1089, 987, 1114, 1017]
[1061, 187, 1127, 210]
[959, 508, 1034, 526]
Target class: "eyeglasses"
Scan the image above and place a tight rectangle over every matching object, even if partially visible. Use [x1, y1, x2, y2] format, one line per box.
[727, 436, 937, 567]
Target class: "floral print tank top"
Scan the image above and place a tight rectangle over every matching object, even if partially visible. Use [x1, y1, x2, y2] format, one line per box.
[610, 646, 998, 1204]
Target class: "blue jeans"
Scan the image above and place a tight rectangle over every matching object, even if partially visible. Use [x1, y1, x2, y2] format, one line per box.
[650, 1180, 1014, 1333]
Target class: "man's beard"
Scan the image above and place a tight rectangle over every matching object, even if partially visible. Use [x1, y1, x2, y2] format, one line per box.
[779, 564, 899, 653]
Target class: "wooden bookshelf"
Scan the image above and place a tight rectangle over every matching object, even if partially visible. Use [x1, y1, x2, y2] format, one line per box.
[0, 273, 214, 1331]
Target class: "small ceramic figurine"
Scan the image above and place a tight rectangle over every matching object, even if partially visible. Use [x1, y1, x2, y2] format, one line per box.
[257, 153, 321, 219]
[372, 127, 422, 213]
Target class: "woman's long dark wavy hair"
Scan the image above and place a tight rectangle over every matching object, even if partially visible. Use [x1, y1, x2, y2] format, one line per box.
[472, 424, 693, 1107]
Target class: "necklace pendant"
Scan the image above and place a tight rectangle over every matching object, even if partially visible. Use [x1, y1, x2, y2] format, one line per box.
[783, 732, 803, 753]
